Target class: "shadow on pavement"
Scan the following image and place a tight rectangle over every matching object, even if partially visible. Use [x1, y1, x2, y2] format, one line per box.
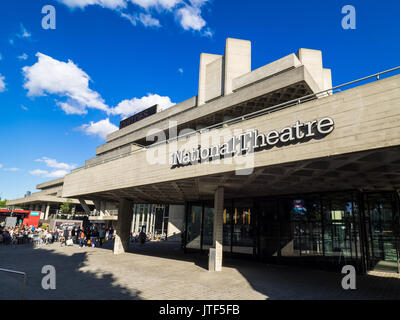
[0, 244, 141, 300]
[100, 239, 400, 300]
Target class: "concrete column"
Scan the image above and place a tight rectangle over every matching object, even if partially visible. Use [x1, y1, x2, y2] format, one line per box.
[44, 204, 50, 220]
[209, 186, 224, 272]
[79, 199, 91, 215]
[114, 199, 133, 255]
[135, 212, 140, 233]
[131, 213, 136, 232]
[149, 211, 153, 237]
[141, 209, 145, 230]
[146, 206, 150, 233]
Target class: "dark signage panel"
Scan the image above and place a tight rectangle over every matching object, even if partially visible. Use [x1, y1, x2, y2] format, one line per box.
[119, 104, 158, 129]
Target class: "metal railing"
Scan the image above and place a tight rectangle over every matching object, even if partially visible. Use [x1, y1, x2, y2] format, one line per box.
[0, 268, 27, 300]
[79, 65, 400, 170]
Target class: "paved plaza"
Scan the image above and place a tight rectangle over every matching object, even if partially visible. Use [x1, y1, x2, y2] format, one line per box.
[1, 240, 400, 300]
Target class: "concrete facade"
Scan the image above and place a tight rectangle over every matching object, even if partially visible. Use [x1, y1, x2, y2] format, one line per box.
[51, 37, 400, 272]
[62, 74, 400, 201]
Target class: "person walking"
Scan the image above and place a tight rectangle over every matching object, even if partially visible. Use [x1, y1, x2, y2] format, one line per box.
[53, 229, 59, 243]
[63, 228, 69, 246]
[91, 228, 99, 248]
[98, 226, 105, 247]
[71, 227, 76, 244]
[79, 229, 85, 248]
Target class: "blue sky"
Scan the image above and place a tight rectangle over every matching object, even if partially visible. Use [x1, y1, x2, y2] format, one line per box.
[0, 0, 399, 200]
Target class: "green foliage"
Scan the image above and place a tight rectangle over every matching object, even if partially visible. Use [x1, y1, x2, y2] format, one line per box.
[0, 199, 7, 208]
[60, 201, 72, 214]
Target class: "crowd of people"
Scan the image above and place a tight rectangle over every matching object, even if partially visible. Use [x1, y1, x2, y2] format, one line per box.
[0, 223, 115, 248]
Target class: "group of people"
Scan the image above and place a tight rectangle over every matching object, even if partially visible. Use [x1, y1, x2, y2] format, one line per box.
[76, 225, 114, 248]
[130, 230, 150, 244]
[0, 223, 114, 248]
[0, 224, 39, 245]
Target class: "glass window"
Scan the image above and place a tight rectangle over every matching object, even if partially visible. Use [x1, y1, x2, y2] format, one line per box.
[232, 203, 254, 254]
[223, 207, 232, 252]
[366, 193, 398, 262]
[186, 205, 202, 249]
[202, 206, 214, 250]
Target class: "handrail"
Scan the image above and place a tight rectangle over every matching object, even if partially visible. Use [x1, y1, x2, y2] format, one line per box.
[0, 267, 27, 300]
[79, 65, 400, 169]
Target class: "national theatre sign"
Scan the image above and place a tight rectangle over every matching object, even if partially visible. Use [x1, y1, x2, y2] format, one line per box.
[171, 117, 334, 168]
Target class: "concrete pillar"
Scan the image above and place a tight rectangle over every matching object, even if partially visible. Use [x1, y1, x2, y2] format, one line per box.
[44, 204, 50, 220]
[131, 213, 136, 232]
[114, 199, 133, 255]
[209, 186, 224, 272]
[141, 209, 145, 230]
[149, 210, 153, 237]
[146, 206, 150, 233]
[79, 199, 91, 214]
[224, 38, 251, 95]
[135, 212, 140, 233]
[198, 53, 223, 105]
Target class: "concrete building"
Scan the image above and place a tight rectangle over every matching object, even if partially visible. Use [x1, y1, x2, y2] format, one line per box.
[6, 178, 95, 221]
[58, 37, 400, 273]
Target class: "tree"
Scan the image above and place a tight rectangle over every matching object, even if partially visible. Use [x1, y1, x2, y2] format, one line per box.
[0, 199, 7, 208]
[60, 201, 72, 214]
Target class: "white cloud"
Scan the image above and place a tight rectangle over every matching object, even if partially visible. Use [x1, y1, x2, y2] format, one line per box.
[138, 13, 161, 27]
[121, 12, 161, 27]
[80, 118, 118, 139]
[130, 0, 181, 10]
[30, 157, 77, 179]
[175, 1, 207, 31]
[4, 168, 20, 172]
[112, 93, 175, 119]
[23, 53, 109, 115]
[58, 0, 127, 9]
[35, 157, 76, 171]
[57, 101, 88, 115]
[16, 23, 31, 39]
[59, 0, 212, 34]
[18, 53, 28, 60]
[0, 74, 6, 92]
[29, 169, 69, 179]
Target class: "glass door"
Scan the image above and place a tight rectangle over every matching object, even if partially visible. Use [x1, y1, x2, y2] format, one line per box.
[365, 193, 398, 267]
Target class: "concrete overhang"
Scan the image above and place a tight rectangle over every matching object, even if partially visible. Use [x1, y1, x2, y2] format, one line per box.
[95, 65, 320, 156]
[89, 216, 118, 221]
[62, 75, 400, 203]
[36, 178, 64, 190]
[6, 195, 94, 206]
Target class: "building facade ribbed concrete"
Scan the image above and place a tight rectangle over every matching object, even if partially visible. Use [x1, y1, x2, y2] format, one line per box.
[48, 38, 400, 273]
